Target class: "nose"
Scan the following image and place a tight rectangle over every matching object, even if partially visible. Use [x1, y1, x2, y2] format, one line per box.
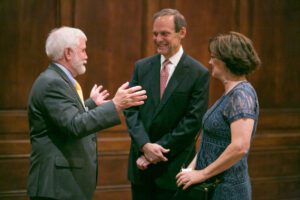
[154, 34, 163, 42]
[208, 58, 213, 65]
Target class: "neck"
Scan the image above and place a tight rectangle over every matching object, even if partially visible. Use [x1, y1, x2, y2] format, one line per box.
[56, 60, 77, 77]
[163, 46, 181, 59]
[222, 76, 247, 94]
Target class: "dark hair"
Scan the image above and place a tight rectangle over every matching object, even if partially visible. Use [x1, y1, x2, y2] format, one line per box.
[209, 31, 261, 75]
[153, 8, 187, 32]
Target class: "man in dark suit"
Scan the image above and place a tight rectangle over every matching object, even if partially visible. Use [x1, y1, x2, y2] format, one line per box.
[27, 27, 147, 200]
[124, 9, 210, 200]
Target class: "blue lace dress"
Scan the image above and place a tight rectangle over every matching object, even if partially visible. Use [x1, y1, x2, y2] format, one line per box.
[195, 82, 259, 200]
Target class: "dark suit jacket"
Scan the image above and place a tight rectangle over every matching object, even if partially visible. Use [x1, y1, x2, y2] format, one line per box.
[124, 53, 210, 190]
[27, 63, 121, 200]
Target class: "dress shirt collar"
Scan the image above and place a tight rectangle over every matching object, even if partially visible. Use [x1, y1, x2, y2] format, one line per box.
[54, 62, 76, 86]
[160, 46, 184, 67]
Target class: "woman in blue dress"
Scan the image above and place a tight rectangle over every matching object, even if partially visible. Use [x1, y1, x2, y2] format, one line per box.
[176, 32, 261, 200]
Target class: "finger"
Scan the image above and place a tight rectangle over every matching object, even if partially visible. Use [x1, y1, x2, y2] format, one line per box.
[139, 158, 148, 169]
[177, 178, 183, 187]
[119, 82, 129, 90]
[91, 84, 97, 93]
[182, 182, 191, 190]
[131, 94, 147, 100]
[100, 90, 109, 96]
[129, 95, 147, 103]
[136, 162, 140, 167]
[157, 152, 168, 162]
[176, 178, 181, 186]
[137, 164, 143, 170]
[130, 101, 145, 107]
[142, 162, 148, 169]
[102, 93, 110, 99]
[176, 172, 183, 179]
[128, 85, 143, 93]
[136, 159, 141, 165]
[131, 95, 148, 102]
[96, 85, 103, 93]
[129, 89, 146, 97]
[136, 158, 143, 166]
[161, 156, 168, 162]
[101, 89, 108, 94]
[160, 147, 170, 154]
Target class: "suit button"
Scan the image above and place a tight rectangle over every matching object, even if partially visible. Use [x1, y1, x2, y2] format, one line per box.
[92, 137, 97, 142]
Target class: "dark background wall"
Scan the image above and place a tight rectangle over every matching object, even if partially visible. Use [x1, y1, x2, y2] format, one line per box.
[0, 0, 299, 199]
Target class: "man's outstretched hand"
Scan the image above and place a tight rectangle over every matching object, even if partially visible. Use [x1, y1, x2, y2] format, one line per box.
[112, 82, 147, 111]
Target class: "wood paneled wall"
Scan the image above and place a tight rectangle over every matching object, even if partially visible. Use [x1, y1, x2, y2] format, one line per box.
[0, 0, 299, 199]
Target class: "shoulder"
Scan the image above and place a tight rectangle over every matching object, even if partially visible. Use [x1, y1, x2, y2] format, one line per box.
[182, 54, 209, 74]
[29, 66, 68, 105]
[223, 82, 259, 121]
[229, 82, 257, 101]
[32, 66, 69, 93]
[135, 54, 159, 67]
[181, 54, 209, 83]
[132, 54, 160, 76]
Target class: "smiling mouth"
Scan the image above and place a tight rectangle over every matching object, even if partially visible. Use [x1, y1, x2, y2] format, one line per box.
[157, 45, 167, 49]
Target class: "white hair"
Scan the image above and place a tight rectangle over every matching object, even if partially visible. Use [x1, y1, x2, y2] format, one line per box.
[45, 26, 87, 61]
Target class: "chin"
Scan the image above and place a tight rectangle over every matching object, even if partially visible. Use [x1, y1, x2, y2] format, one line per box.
[157, 48, 168, 55]
[211, 71, 217, 78]
[78, 66, 86, 75]
[156, 49, 163, 54]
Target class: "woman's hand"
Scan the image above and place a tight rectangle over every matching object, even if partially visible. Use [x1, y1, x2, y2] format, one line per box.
[176, 169, 206, 190]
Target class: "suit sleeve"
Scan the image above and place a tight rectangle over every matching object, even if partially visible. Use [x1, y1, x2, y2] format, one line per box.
[156, 70, 210, 158]
[42, 79, 121, 138]
[85, 98, 97, 109]
[124, 63, 150, 149]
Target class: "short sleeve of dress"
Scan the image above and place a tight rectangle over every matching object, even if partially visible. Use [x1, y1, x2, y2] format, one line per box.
[223, 86, 258, 124]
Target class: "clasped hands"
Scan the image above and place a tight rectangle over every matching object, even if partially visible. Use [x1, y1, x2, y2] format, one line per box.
[136, 143, 170, 170]
[90, 82, 147, 111]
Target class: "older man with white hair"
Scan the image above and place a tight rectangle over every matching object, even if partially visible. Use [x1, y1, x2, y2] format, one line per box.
[27, 26, 147, 200]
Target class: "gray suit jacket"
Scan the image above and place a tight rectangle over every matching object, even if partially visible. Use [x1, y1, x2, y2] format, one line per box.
[124, 53, 210, 189]
[27, 63, 120, 200]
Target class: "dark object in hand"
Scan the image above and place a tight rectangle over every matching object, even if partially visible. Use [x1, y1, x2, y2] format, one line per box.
[173, 177, 223, 200]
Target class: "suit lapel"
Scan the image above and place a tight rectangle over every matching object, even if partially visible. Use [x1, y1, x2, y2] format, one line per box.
[49, 63, 85, 110]
[153, 53, 189, 118]
[148, 55, 161, 107]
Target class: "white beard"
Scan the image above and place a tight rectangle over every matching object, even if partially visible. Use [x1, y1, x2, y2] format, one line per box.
[71, 54, 86, 75]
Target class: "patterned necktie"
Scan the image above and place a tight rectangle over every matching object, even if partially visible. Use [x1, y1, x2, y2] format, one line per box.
[75, 80, 85, 106]
[160, 59, 171, 98]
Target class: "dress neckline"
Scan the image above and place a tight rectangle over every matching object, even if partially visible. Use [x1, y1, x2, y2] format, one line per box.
[223, 80, 248, 96]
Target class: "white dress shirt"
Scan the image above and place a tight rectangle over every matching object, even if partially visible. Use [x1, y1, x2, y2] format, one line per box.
[160, 46, 184, 84]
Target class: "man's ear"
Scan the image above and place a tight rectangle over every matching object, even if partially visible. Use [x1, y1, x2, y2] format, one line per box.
[179, 27, 187, 39]
[63, 48, 72, 61]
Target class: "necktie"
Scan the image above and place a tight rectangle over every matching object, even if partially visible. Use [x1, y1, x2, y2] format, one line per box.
[160, 59, 171, 98]
[75, 80, 85, 106]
